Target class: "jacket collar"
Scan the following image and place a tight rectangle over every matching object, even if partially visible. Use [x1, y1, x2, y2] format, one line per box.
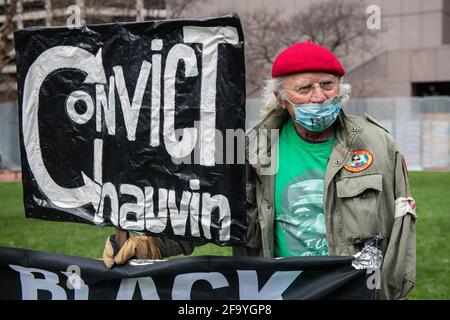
[335, 109, 362, 149]
[253, 107, 288, 131]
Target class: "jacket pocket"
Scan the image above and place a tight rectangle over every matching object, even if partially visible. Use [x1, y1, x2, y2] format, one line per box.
[336, 173, 385, 245]
[245, 183, 262, 248]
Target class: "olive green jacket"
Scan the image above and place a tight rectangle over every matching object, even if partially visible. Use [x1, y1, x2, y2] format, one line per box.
[158, 107, 416, 300]
[231, 108, 416, 300]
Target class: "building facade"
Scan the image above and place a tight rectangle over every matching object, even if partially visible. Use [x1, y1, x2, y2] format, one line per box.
[346, 0, 450, 97]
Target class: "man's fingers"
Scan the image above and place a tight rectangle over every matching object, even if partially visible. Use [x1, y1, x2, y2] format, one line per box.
[114, 238, 137, 265]
[112, 236, 162, 266]
[102, 237, 115, 269]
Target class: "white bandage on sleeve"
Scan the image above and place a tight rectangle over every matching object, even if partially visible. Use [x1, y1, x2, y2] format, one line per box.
[394, 197, 417, 220]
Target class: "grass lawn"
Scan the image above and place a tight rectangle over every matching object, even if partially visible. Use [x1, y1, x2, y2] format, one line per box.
[407, 172, 450, 299]
[0, 171, 449, 299]
[0, 181, 231, 259]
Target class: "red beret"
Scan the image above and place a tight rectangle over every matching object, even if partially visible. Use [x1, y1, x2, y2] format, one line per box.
[272, 39, 345, 78]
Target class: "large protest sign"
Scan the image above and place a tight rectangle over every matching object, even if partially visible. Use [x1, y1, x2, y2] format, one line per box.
[14, 14, 246, 245]
[0, 246, 373, 300]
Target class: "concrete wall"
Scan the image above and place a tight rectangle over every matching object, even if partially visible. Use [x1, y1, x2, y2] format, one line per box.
[345, 0, 450, 97]
[443, 0, 450, 44]
[346, 44, 450, 97]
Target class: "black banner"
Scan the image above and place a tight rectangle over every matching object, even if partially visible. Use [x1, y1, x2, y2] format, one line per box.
[0, 246, 373, 300]
[14, 14, 246, 245]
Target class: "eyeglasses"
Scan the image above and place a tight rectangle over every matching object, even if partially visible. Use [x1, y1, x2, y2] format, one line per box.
[285, 79, 339, 96]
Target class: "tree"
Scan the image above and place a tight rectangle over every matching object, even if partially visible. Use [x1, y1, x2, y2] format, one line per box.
[165, 0, 205, 19]
[0, 0, 17, 101]
[242, 0, 379, 97]
[0, 0, 16, 72]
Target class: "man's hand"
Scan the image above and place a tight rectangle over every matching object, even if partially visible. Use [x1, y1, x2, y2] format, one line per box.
[103, 235, 162, 269]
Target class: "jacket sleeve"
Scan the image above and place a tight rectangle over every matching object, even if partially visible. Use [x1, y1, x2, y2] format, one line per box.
[233, 132, 262, 256]
[156, 237, 206, 258]
[380, 149, 417, 299]
[232, 162, 262, 256]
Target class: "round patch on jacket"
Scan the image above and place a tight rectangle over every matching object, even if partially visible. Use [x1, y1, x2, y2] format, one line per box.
[344, 150, 373, 173]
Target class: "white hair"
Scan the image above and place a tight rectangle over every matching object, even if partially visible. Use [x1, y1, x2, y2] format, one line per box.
[260, 77, 285, 117]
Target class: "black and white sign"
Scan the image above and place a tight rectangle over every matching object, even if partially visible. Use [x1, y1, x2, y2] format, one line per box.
[15, 14, 246, 245]
[0, 246, 373, 300]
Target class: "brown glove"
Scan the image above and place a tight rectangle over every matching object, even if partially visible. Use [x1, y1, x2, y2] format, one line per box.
[103, 235, 162, 269]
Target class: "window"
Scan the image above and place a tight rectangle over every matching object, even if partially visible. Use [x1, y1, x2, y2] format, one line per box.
[23, 0, 46, 12]
[412, 82, 450, 97]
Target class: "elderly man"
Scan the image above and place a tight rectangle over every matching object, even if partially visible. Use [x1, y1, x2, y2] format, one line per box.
[103, 40, 416, 300]
[232, 40, 417, 300]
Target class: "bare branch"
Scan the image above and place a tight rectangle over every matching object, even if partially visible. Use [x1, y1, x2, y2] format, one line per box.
[166, 0, 206, 19]
[0, 0, 17, 72]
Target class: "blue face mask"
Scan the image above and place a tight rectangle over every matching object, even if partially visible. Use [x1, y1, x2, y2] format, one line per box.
[289, 95, 348, 132]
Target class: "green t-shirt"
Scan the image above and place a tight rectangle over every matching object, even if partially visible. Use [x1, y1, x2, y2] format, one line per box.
[274, 118, 335, 257]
